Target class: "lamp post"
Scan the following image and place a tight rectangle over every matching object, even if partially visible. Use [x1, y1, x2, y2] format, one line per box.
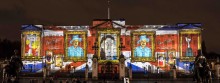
[119, 38, 125, 55]
[92, 39, 99, 80]
[172, 58, 177, 79]
[92, 39, 99, 57]
[118, 38, 125, 80]
[129, 63, 132, 80]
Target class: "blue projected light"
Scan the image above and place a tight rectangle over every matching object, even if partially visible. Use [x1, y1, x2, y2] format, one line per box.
[22, 63, 45, 73]
[21, 25, 42, 31]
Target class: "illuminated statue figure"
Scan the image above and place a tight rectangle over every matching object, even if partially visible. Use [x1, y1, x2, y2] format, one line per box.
[68, 35, 84, 57]
[185, 36, 193, 57]
[134, 35, 152, 57]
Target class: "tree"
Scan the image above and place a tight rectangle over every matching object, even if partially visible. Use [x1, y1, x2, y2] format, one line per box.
[0, 39, 21, 59]
[201, 40, 207, 56]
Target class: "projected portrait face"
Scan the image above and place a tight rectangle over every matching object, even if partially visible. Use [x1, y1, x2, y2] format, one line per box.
[100, 34, 118, 60]
[73, 40, 79, 47]
[131, 31, 155, 62]
[68, 35, 83, 57]
[97, 29, 120, 61]
[140, 39, 147, 48]
[134, 35, 151, 58]
[65, 31, 87, 61]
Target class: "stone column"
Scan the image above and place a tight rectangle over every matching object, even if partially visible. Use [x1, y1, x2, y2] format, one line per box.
[92, 58, 98, 80]
[173, 60, 177, 79]
[119, 58, 125, 80]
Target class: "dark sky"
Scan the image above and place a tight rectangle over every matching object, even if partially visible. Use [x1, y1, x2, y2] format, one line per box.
[0, 0, 219, 53]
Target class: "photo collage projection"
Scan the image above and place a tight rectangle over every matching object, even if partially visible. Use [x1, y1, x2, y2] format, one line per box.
[43, 30, 64, 67]
[22, 31, 41, 59]
[21, 25, 202, 73]
[155, 33, 178, 67]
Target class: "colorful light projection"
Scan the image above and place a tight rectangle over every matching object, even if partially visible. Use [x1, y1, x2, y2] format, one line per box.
[42, 30, 64, 59]
[97, 28, 120, 61]
[21, 31, 41, 59]
[167, 50, 176, 64]
[157, 52, 166, 67]
[65, 31, 87, 61]
[155, 34, 178, 52]
[55, 54, 63, 67]
[131, 31, 155, 62]
[155, 31, 178, 67]
[180, 29, 201, 61]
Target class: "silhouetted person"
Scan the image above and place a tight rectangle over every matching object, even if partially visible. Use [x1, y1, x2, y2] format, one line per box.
[50, 77, 54, 83]
[10, 50, 24, 74]
[194, 50, 207, 82]
[76, 78, 81, 83]
[65, 79, 69, 83]
[29, 79, 33, 83]
[71, 78, 76, 83]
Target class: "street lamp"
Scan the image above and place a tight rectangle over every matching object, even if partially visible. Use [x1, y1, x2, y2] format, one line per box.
[172, 58, 177, 79]
[173, 58, 176, 69]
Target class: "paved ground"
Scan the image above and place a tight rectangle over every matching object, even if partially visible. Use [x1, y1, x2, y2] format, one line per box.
[0, 70, 219, 83]
[1, 77, 220, 83]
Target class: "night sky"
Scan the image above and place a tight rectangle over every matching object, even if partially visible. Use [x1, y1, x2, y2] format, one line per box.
[0, 0, 219, 53]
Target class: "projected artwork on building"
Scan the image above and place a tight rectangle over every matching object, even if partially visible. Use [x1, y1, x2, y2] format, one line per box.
[65, 31, 87, 61]
[134, 35, 151, 57]
[157, 52, 165, 67]
[131, 31, 155, 62]
[98, 29, 120, 60]
[43, 30, 64, 56]
[21, 22, 202, 75]
[45, 51, 53, 64]
[180, 29, 201, 61]
[168, 50, 176, 64]
[22, 31, 41, 58]
[55, 54, 63, 67]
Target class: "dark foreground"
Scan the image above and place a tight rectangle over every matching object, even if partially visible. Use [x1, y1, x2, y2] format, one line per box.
[1, 77, 220, 83]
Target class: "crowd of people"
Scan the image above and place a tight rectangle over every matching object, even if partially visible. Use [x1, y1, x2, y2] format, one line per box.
[32, 77, 86, 83]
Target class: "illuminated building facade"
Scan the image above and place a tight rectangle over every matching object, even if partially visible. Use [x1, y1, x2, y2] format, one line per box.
[21, 19, 202, 76]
